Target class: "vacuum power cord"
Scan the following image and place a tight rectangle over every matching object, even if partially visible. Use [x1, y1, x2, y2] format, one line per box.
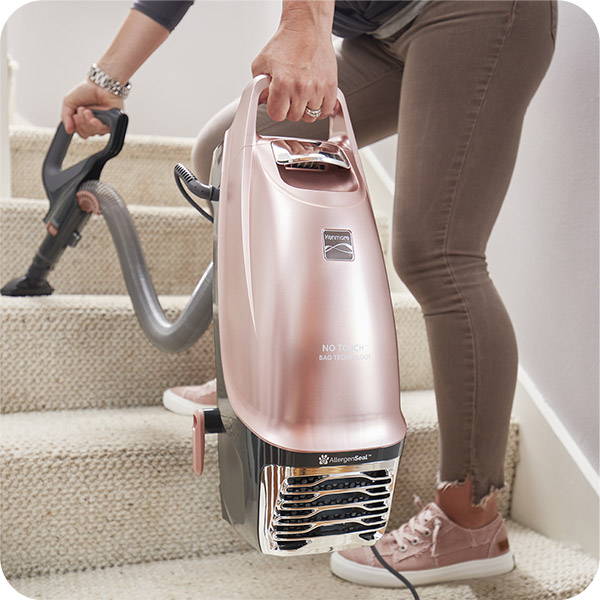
[370, 546, 421, 600]
[174, 163, 217, 223]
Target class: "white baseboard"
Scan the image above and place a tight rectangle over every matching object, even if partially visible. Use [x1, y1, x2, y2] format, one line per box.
[511, 366, 599, 558]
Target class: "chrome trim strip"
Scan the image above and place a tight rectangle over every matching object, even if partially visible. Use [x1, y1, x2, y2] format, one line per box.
[271, 139, 351, 171]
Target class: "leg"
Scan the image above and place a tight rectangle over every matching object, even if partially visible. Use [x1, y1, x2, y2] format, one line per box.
[333, 3, 556, 584]
[388, 0, 556, 510]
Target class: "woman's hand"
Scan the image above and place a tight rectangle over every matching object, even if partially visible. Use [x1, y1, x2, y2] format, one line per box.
[61, 80, 124, 138]
[251, 0, 337, 123]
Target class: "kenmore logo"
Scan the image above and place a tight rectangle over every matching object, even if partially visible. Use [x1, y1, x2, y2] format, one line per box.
[323, 229, 354, 261]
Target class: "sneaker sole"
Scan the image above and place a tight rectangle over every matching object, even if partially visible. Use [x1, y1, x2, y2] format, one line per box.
[162, 389, 216, 416]
[330, 549, 515, 588]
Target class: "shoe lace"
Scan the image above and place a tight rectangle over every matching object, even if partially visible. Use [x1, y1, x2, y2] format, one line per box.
[391, 496, 443, 557]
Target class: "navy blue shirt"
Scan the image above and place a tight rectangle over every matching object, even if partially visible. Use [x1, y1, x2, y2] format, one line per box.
[132, 1, 412, 38]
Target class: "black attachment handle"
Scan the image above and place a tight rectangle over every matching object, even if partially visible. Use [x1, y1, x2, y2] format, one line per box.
[42, 108, 128, 229]
[1, 109, 128, 297]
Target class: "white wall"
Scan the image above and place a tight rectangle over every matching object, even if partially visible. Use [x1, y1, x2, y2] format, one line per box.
[5, 0, 281, 137]
[370, 2, 599, 472]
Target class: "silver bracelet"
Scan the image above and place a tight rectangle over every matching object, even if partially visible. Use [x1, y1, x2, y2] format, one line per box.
[88, 63, 131, 98]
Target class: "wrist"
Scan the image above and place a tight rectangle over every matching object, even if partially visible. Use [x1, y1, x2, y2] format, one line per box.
[280, 0, 334, 36]
[96, 57, 134, 86]
[88, 63, 131, 99]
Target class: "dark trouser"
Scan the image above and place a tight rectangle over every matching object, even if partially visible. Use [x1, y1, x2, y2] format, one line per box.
[193, 0, 557, 504]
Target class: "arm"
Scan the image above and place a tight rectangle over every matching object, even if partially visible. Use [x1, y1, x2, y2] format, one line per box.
[62, 9, 171, 137]
[251, 0, 337, 123]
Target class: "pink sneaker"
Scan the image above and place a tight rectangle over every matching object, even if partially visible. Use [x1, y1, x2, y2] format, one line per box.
[330, 501, 514, 588]
[162, 379, 217, 415]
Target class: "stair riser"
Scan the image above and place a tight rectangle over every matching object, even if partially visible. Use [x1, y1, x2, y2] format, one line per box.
[0, 296, 431, 414]
[11, 128, 194, 208]
[0, 297, 215, 414]
[0, 423, 517, 578]
[0, 200, 212, 296]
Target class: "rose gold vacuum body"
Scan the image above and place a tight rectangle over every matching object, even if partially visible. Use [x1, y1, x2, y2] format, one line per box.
[211, 76, 406, 555]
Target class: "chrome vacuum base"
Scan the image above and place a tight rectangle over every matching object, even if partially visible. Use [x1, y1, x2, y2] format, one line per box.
[215, 401, 403, 556]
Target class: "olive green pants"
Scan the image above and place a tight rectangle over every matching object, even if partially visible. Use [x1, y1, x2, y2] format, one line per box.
[193, 0, 557, 503]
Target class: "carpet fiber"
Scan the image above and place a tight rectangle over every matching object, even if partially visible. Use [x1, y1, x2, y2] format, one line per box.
[0, 393, 516, 578]
[9, 522, 596, 600]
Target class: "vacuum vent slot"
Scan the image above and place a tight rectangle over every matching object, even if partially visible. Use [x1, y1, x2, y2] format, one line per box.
[259, 459, 399, 553]
[281, 491, 390, 508]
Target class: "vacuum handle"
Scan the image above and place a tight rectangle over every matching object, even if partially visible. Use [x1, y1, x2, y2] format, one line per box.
[329, 89, 359, 150]
[235, 75, 358, 151]
[42, 108, 128, 194]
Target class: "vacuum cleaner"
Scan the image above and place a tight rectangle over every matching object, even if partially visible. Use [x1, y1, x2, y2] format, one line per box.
[2, 75, 407, 558]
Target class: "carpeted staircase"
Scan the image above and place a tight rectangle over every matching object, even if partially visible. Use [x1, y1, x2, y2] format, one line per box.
[1, 127, 596, 599]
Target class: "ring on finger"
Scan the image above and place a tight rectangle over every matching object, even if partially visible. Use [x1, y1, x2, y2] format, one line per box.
[304, 106, 322, 119]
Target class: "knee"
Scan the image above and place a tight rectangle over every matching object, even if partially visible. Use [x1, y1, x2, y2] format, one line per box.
[392, 234, 437, 295]
[392, 232, 489, 310]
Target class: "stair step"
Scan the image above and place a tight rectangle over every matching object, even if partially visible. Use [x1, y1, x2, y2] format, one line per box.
[0, 198, 212, 296]
[0, 292, 431, 414]
[0, 391, 517, 578]
[0, 294, 214, 414]
[8, 520, 595, 600]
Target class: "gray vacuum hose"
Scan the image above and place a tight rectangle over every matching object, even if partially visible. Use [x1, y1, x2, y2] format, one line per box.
[79, 180, 213, 353]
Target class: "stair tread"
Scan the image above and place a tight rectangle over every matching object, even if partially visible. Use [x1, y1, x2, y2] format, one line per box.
[8, 521, 596, 600]
[1, 196, 199, 215]
[1, 289, 420, 309]
[1, 292, 198, 311]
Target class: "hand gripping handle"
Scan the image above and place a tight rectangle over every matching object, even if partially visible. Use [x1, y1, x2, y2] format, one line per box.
[232, 75, 359, 151]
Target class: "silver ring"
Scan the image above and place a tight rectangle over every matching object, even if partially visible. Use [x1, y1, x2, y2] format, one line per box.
[304, 106, 322, 118]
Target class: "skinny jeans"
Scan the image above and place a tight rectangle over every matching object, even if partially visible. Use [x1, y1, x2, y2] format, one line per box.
[192, 0, 557, 503]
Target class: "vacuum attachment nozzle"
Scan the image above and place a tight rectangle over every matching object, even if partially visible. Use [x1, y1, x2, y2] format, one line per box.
[0, 275, 54, 297]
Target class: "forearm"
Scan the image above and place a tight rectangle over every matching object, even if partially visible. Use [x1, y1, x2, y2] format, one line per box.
[96, 9, 170, 83]
[279, 0, 334, 37]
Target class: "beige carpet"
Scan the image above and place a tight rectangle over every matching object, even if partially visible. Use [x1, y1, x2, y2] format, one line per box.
[10, 126, 195, 208]
[0, 294, 216, 414]
[0, 393, 516, 578]
[9, 521, 597, 600]
[0, 198, 212, 296]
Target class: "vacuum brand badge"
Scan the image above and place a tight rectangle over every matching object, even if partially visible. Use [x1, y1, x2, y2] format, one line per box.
[318, 453, 371, 466]
[323, 229, 354, 261]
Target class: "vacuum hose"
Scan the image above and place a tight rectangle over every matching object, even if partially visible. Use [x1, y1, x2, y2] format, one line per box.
[79, 180, 213, 353]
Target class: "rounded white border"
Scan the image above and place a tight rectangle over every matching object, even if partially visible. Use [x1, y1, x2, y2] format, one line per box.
[0, 1, 597, 598]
